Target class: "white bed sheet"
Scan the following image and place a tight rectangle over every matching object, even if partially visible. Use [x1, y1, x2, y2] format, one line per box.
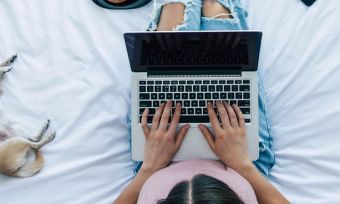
[1, 0, 340, 204]
[0, 1, 152, 204]
[244, 0, 340, 203]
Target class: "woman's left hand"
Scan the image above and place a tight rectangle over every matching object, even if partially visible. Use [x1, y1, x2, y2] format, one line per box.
[141, 100, 190, 173]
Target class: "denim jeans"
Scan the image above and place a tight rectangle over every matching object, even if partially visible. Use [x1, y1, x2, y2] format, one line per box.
[133, 0, 275, 176]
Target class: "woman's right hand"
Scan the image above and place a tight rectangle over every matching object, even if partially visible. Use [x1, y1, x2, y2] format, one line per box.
[199, 101, 252, 172]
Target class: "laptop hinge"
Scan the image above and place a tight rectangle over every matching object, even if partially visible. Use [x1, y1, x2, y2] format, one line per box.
[147, 69, 242, 77]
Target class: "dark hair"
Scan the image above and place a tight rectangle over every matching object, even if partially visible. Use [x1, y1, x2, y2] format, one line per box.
[158, 174, 245, 204]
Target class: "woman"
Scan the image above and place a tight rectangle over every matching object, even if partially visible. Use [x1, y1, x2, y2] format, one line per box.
[115, 0, 289, 203]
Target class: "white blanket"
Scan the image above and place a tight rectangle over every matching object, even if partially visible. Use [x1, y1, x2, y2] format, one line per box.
[1, 0, 340, 203]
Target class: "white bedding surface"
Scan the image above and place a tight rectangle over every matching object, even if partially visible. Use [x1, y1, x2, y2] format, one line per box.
[1, 0, 340, 203]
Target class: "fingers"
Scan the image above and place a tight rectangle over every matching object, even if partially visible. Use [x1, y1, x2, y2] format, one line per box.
[159, 100, 172, 131]
[233, 104, 245, 128]
[175, 124, 190, 149]
[207, 102, 222, 132]
[168, 102, 181, 135]
[217, 101, 231, 128]
[224, 102, 239, 128]
[141, 109, 150, 137]
[199, 124, 215, 151]
[152, 103, 165, 131]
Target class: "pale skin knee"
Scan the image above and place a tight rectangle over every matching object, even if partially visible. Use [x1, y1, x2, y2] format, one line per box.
[203, 0, 233, 19]
[157, 3, 185, 31]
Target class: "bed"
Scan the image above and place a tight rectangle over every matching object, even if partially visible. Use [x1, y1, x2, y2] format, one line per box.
[0, 0, 339, 203]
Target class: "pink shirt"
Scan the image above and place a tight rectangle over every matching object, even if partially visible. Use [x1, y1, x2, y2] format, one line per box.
[137, 159, 258, 204]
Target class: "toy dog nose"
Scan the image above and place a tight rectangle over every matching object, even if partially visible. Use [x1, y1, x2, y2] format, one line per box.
[301, 0, 317, 6]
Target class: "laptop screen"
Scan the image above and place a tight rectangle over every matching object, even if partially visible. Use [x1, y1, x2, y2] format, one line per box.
[124, 31, 262, 72]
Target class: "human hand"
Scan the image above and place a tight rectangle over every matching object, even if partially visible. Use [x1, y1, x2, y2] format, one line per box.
[199, 101, 252, 172]
[141, 100, 190, 173]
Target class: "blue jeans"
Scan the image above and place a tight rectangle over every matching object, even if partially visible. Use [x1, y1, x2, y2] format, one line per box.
[134, 0, 275, 176]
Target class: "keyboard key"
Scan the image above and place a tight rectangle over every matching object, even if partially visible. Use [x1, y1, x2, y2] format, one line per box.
[187, 93, 195, 99]
[147, 81, 154, 85]
[243, 93, 250, 99]
[166, 93, 173, 99]
[139, 116, 153, 123]
[140, 101, 151, 107]
[211, 80, 218, 84]
[240, 85, 250, 91]
[220, 93, 227, 99]
[187, 80, 194, 84]
[203, 80, 210, 84]
[236, 93, 243, 99]
[159, 93, 165, 99]
[238, 100, 250, 106]
[149, 108, 156, 114]
[205, 93, 212, 99]
[184, 100, 190, 107]
[179, 80, 186, 84]
[179, 116, 209, 123]
[216, 85, 223, 92]
[201, 85, 208, 92]
[151, 93, 157, 100]
[163, 81, 170, 84]
[181, 108, 187, 114]
[139, 93, 150, 100]
[219, 80, 226, 84]
[195, 80, 202, 84]
[170, 86, 177, 92]
[171, 81, 178, 84]
[213, 93, 219, 99]
[235, 80, 242, 84]
[175, 101, 183, 106]
[162, 86, 169, 92]
[139, 108, 146, 114]
[209, 85, 215, 92]
[203, 108, 208, 114]
[243, 80, 250, 84]
[174, 93, 181, 99]
[199, 100, 206, 107]
[224, 85, 230, 92]
[139, 81, 146, 85]
[153, 101, 160, 107]
[197, 93, 204, 99]
[240, 108, 250, 114]
[191, 101, 198, 107]
[185, 86, 192, 92]
[232, 85, 238, 91]
[182, 93, 189, 99]
[195, 108, 202, 114]
[188, 108, 195, 114]
[245, 119, 251, 123]
[147, 86, 154, 92]
[155, 86, 161, 92]
[228, 93, 234, 99]
[155, 81, 162, 84]
[227, 80, 234, 84]
[230, 100, 237, 105]
[178, 86, 185, 92]
[139, 86, 146, 92]
[193, 86, 200, 92]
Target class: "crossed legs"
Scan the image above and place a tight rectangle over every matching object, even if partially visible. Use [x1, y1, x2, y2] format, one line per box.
[157, 0, 233, 31]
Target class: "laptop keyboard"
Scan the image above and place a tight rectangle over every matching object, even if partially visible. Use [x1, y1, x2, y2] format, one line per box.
[138, 79, 251, 124]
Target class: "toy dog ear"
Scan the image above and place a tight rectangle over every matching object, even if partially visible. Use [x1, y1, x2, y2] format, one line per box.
[301, 0, 317, 6]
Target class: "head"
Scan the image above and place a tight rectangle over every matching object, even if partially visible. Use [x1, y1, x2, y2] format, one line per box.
[158, 174, 245, 204]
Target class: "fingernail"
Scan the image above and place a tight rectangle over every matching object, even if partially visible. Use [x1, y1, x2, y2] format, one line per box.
[186, 124, 190, 129]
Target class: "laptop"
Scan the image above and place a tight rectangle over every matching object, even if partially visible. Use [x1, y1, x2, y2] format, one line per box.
[125, 31, 262, 161]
